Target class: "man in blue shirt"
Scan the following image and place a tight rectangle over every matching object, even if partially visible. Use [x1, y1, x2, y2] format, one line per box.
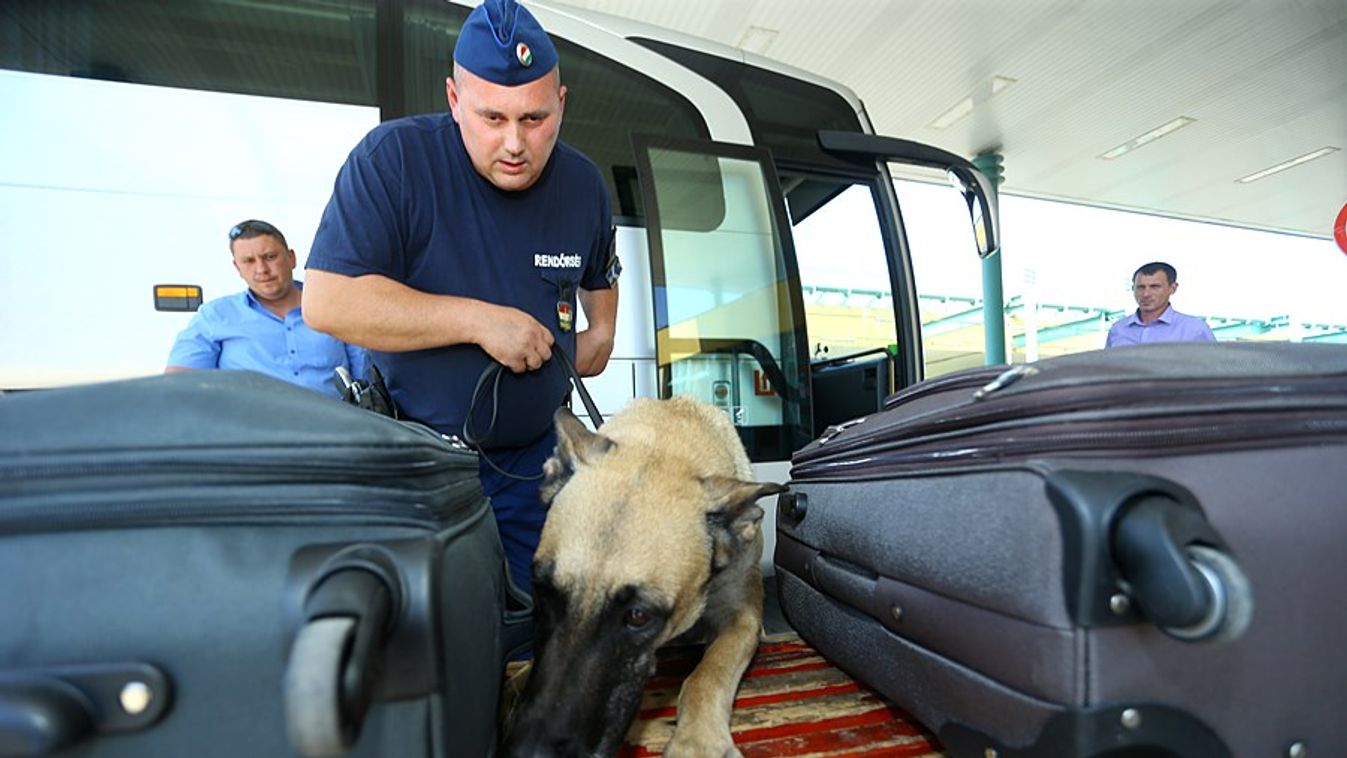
[166, 219, 370, 398]
[1106, 261, 1216, 348]
[302, 0, 619, 595]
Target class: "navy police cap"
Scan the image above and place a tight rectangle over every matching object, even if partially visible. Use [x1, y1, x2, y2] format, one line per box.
[454, 0, 558, 86]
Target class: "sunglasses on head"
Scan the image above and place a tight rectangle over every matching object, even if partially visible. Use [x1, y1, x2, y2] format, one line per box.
[228, 219, 287, 248]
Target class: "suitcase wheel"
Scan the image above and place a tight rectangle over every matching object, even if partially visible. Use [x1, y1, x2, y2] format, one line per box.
[283, 562, 396, 757]
[1112, 494, 1255, 643]
[284, 616, 358, 757]
[1170, 545, 1254, 643]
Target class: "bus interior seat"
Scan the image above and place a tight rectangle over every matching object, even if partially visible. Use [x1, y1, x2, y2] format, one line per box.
[810, 348, 893, 439]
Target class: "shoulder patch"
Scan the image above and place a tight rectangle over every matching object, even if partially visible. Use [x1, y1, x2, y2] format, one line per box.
[604, 227, 621, 286]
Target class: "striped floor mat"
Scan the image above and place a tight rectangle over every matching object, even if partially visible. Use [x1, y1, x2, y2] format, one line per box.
[618, 634, 945, 757]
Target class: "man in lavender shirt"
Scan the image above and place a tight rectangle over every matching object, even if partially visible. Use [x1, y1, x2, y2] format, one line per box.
[1105, 261, 1216, 348]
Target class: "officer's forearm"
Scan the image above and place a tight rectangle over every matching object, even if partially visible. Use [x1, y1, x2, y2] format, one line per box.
[575, 285, 618, 376]
[303, 269, 496, 352]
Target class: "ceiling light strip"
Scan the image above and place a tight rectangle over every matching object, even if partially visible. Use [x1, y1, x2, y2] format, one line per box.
[1236, 146, 1340, 183]
[1098, 116, 1196, 160]
[928, 76, 1016, 129]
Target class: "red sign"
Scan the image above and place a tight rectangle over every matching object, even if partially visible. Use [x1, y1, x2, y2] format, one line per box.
[753, 370, 776, 397]
[1336, 201, 1347, 255]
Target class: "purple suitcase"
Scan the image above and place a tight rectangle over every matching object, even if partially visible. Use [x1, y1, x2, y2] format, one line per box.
[775, 342, 1347, 757]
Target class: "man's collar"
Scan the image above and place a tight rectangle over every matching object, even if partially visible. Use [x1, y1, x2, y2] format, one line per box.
[1132, 305, 1175, 325]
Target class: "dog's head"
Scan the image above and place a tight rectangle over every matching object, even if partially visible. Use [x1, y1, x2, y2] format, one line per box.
[500, 403, 786, 757]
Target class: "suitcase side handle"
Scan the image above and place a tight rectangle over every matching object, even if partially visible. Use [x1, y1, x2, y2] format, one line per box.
[0, 663, 171, 757]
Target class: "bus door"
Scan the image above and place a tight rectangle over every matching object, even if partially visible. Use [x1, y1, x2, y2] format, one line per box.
[791, 132, 1001, 436]
[631, 132, 1000, 462]
[808, 131, 1002, 379]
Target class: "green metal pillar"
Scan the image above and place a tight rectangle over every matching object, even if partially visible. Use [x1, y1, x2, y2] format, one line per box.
[973, 152, 1006, 365]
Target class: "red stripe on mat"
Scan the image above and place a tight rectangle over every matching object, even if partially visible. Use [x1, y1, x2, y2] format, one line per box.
[645, 658, 831, 690]
[734, 706, 922, 745]
[620, 634, 944, 757]
[637, 681, 864, 721]
[737, 680, 863, 709]
[740, 718, 934, 758]
[755, 640, 813, 656]
[622, 708, 932, 758]
[744, 660, 833, 678]
[647, 645, 821, 683]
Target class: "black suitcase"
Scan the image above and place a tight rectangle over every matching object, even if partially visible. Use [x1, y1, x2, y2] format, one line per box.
[0, 371, 527, 757]
[775, 342, 1347, 757]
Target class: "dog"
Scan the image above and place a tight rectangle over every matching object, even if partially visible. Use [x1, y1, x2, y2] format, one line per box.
[500, 396, 788, 758]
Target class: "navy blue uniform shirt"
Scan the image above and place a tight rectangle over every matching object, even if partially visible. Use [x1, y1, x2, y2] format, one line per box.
[307, 113, 614, 447]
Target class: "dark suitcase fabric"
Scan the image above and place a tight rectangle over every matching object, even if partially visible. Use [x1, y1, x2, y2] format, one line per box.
[776, 342, 1347, 758]
[0, 371, 515, 757]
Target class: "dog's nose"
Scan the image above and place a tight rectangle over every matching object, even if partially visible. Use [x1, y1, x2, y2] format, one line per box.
[501, 736, 586, 758]
[501, 717, 590, 758]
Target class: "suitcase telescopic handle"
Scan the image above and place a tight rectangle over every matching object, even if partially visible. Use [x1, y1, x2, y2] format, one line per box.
[284, 564, 398, 757]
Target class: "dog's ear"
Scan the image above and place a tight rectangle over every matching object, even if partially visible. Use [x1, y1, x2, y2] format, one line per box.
[554, 406, 615, 465]
[540, 407, 615, 504]
[702, 477, 789, 570]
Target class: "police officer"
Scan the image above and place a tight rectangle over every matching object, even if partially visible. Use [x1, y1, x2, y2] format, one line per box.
[303, 0, 620, 596]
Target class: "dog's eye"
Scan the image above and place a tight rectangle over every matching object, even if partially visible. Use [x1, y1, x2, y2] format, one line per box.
[624, 608, 651, 629]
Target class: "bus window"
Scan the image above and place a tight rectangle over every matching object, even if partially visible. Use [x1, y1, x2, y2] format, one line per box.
[894, 178, 989, 377]
[548, 38, 710, 221]
[631, 38, 863, 171]
[0, 1, 380, 388]
[634, 136, 812, 462]
[0, 0, 378, 105]
[788, 180, 899, 438]
[790, 181, 896, 360]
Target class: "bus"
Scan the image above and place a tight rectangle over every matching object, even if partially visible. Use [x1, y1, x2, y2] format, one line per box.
[0, 0, 999, 566]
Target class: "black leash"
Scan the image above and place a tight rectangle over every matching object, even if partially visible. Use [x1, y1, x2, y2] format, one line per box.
[463, 345, 604, 482]
[562, 347, 605, 431]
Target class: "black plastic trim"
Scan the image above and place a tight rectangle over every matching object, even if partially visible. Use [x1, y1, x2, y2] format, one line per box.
[940, 702, 1232, 758]
[1044, 470, 1225, 628]
[0, 662, 172, 754]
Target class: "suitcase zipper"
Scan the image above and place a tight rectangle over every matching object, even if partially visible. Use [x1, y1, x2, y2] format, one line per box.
[815, 366, 1011, 445]
[805, 376, 1347, 460]
[880, 365, 1007, 410]
[1, 454, 473, 483]
[0, 481, 485, 533]
[794, 409, 1347, 479]
[0, 452, 483, 533]
[0, 492, 481, 534]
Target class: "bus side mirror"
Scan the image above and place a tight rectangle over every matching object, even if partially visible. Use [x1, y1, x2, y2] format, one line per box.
[947, 166, 1000, 259]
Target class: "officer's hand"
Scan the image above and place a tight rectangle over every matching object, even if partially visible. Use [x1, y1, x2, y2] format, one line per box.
[477, 305, 554, 373]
